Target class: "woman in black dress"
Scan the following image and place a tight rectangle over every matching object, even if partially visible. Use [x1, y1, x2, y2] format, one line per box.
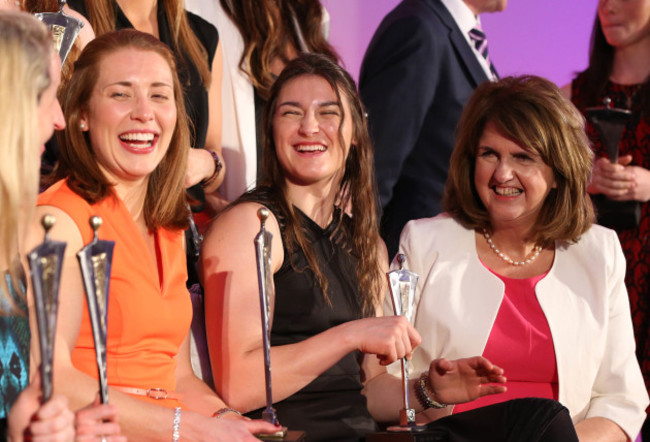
[198, 53, 573, 442]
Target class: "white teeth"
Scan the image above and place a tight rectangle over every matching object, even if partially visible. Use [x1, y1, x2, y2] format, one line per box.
[120, 132, 155, 142]
[495, 187, 522, 196]
[296, 144, 326, 152]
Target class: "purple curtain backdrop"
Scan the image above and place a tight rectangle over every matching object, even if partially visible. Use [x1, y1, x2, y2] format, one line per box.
[321, 0, 599, 88]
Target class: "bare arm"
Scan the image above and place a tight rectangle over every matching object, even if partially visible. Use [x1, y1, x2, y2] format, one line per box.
[201, 203, 420, 412]
[187, 42, 226, 200]
[26, 205, 275, 441]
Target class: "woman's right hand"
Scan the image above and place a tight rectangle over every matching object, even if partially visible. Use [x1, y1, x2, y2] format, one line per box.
[345, 316, 421, 365]
[7, 373, 75, 442]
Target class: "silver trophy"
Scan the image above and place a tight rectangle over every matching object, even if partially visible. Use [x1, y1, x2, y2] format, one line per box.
[254, 208, 304, 441]
[27, 215, 66, 403]
[34, 0, 84, 64]
[386, 254, 426, 432]
[77, 216, 114, 404]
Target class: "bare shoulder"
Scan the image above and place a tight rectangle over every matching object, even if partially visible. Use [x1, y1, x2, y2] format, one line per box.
[62, 5, 95, 49]
[201, 202, 284, 271]
[26, 205, 83, 253]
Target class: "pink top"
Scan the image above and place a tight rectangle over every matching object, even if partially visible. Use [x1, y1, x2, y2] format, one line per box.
[453, 267, 558, 414]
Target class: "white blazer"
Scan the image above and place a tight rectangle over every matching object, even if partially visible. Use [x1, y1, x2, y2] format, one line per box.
[387, 214, 648, 439]
[184, 1, 331, 201]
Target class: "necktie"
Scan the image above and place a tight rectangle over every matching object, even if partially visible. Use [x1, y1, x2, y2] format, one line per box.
[469, 25, 498, 79]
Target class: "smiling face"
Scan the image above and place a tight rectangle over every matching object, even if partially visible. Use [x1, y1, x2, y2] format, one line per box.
[36, 52, 65, 153]
[474, 121, 556, 230]
[598, 0, 650, 49]
[272, 74, 354, 187]
[79, 48, 177, 185]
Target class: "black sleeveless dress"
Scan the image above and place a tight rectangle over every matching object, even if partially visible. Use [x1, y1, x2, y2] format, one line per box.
[243, 192, 377, 441]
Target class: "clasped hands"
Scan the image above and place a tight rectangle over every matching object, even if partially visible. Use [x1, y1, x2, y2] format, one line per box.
[589, 155, 650, 202]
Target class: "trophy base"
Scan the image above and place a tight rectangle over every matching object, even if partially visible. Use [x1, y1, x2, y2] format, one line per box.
[366, 428, 448, 442]
[256, 427, 306, 441]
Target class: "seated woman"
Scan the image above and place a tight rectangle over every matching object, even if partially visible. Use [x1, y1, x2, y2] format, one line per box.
[394, 75, 649, 441]
[26, 29, 278, 440]
[201, 54, 580, 441]
[0, 10, 121, 441]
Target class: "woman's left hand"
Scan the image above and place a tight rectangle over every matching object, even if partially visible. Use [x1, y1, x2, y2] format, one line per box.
[74, 395, 125, 441]
[427, 356, 507, 405]
[185, 148, 218, 188]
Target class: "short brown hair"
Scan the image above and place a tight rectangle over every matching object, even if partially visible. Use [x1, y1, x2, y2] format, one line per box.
[56, 29, 189, 231]
[444, 75, 595, 246]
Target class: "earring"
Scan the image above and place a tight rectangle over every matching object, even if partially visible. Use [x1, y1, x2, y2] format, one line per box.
[80, 122, 86, 129]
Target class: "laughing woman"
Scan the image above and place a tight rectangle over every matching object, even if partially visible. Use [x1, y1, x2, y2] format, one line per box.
[27, 29, 277, 441]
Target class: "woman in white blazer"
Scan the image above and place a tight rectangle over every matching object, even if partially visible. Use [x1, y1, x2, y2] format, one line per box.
[389, 76, 649, 441]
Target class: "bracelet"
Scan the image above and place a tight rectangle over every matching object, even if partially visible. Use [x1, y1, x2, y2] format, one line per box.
[200, 149, 223, 188]
[213, 407, 242, 419]
[172, 407, 181, 442]
[415, 371, 447, 409]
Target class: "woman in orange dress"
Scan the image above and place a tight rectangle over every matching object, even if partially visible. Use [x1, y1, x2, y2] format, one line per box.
[27, 29, 277, 440]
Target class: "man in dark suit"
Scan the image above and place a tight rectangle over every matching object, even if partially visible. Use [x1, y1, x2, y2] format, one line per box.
[359, 0, 507, 257]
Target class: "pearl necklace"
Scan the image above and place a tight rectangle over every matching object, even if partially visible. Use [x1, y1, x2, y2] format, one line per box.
[482, 228, 543, 266]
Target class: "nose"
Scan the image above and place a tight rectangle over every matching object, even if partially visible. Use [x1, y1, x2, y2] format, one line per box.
[131, 95, 154, 122]
[53, 100, 65, 131]
[298, 111, 319, 136]
[599, 0, 616, 13]
[493, 158, 515, 182]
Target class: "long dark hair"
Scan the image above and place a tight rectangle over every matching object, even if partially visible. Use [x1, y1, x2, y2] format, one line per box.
[220, 0, 338, 100]
[238, 53, 381, 317]
[576, 15, 649, 113]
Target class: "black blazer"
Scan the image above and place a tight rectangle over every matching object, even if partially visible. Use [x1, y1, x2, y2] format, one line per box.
[359, 0, 489, 256]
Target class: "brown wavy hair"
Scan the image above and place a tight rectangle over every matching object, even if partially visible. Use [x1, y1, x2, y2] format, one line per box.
[54, 29, 189, 231]
[444, 76, 595, 247]
[220, 0, 338, 100]
[80, 0, 210, 88]
[242, 53, 381, 317]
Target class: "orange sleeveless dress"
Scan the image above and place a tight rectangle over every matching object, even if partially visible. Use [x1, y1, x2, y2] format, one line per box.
[38, 180, 192, 408]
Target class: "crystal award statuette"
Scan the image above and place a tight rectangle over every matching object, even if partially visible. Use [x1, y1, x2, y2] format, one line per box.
[386, 254, 426, 432]
[586, 97, 640, 229]
[254, 208, 305, 441]
[366, 255, 447, 442]
[27, 215, 66, 403]
[34, 0, 84, 64]
[77, 216, 114, 404]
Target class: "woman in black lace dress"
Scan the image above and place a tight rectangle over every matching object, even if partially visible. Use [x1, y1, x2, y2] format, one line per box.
[565, 2, 650, 438]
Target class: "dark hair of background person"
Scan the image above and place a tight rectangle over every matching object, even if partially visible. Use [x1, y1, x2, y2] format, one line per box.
[444, 75, 595, 248]
[54, 29, 190, 231]
[576, 14, 649, 113]
[79, 0, 210, 88]
[237, 53, 381, 317]
[219, 0, 339, 100]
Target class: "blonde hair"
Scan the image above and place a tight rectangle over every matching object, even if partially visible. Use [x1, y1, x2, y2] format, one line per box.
[0, 11, 52, 307]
